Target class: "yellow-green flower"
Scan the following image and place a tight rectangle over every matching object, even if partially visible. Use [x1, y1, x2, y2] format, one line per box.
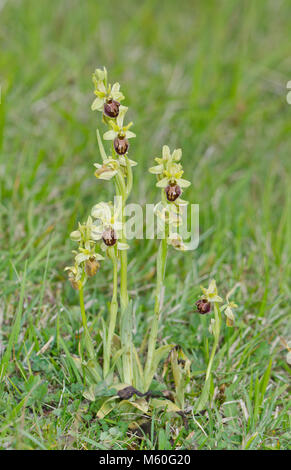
[91, 67, 125, 116]
[149, 146, 191, 190]
[200, 279, 223, 303]
[167, 233, 187, 251]
[74, 249, 104, 266]
[94, 157, 119, 181]
[103, 108, 136, 141]
[70, 216, 101, 248]
[91, 201, 129, 251]
[149, 145, 182, 176]
[221, 284, 240, 326]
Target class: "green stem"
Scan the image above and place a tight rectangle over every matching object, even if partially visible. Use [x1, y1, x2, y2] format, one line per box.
[144, 235, 168, 389]
[104, 247, 118, 376]
[119, 180, 132, 383]
[79, 283, 95, 361]
[113, 161, 131, 383]
[113, 166, 129, 313]
[79, 284, 87, 331]
[205, 339, 218, 381]
[125, 155, 133, 198]
[205, 303, 221, 381]
[196, 303, 221, 411]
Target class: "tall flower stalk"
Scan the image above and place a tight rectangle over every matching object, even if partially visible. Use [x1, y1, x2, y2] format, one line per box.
[64, 68, 239, 417]
[144, 146, 191, 390]
[91, 68, 135, 382]
[104, 246, 118, 376]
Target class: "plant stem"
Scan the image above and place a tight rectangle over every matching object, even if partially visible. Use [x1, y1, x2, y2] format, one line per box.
[79, 284, 87, 331]
[113, 161, 132, 383]
[104, 247, 118, 376]
[114, 167, 129, 312]
[79, 284, 95, 361]
[205, 339, 218, 381]
[205, 303, 221, 381]
[125, 155, 133, 198]
[144, 235, 168, 389]
[196, 303, 221, 411]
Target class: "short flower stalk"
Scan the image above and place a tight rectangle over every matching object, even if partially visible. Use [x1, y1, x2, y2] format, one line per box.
[195, 280, 239, 411]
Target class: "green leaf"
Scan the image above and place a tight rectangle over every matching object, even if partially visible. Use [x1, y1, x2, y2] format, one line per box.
[149, 380, 167, 393]
[195, 376, 211, 412]
[59, 338, 82, 385]
[96, 128, 107, 162]
[259, 358, 272, 406]
[0, 262, 27, 380]
[83, 381, 117, 401]
[151, 398, 180, 413]
[96, 397, 117, 419]
[118, 398, 149, 414]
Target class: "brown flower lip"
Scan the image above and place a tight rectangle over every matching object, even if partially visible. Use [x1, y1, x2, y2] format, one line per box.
[102, 228, 117, 246]
[68, 275, 79, 290]
[104, 99, 120, 118]
[195, 298, 211, 314]
[114, 135, 129, 155]
[85, 257, 100, 277]
[165, 183, 182, 202]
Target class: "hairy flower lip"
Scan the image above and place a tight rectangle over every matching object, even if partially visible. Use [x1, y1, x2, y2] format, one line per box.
[85, 257, 100, 277]
[195, 298, 211, 314]
[114, 135, 129, 155]
[102, 228, 117, 246]
[104, 99, 120, 118]
[165, 183, 182, 202]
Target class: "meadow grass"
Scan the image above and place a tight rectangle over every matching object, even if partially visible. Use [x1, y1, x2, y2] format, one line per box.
[0, 0, 290, 450]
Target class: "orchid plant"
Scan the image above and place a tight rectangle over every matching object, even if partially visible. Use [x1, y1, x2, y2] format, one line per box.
[65, 67, 239, 419]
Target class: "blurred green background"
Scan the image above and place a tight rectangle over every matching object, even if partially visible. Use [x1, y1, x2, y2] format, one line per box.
[0, 0, 290, 449]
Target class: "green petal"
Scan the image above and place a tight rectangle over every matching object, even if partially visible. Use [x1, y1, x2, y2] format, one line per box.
[75, 253, 89, 264]
[125, 130, 136, 139]
[149, 164, 164, 175]
[162, 145, 171, 160]
[103, 130, 116, 140]
[95, 169, 117, 180]
[224, 306, 234, 320]
[210, 295, 223, 303]
[91, 97, 104, 111]
[70, 230, 81, 242]
[156, 177, 168, 188]
[177, 178, 191, 188]
[117, 242, 129, 251]
[172, 148, 182, 161]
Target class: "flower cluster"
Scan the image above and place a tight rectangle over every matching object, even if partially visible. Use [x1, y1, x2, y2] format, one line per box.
[150, 146, 191, 251]
[103, 107, 136, 155]
[91, 67, 125, 118]
[66, 68, 136, 290]
[63, 67, 242, 417]
[91, 201, 129, 251]
[94, 155, 137, 182]
[65, 216, 104, 289]
[149, 145, 191, 202]
[195, 279, 238, 328]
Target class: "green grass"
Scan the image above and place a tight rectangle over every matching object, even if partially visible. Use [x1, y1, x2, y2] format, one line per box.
[0, 0, 290, 450]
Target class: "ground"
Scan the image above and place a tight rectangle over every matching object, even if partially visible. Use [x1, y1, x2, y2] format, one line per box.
[0, 0, 290, 450]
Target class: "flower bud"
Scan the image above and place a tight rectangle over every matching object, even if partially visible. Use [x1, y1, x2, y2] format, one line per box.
[114, 135, 129, 155]
[70, 230, 81, 242]
[68, 274, 79, 290]
[85, 257, 100, 277]
[102, 228, 117, 246]
[165, 183, 182, 202]
[70, 280, 79, 290]
[195, 299, 211, 314]
[104, 99, 120, 118]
